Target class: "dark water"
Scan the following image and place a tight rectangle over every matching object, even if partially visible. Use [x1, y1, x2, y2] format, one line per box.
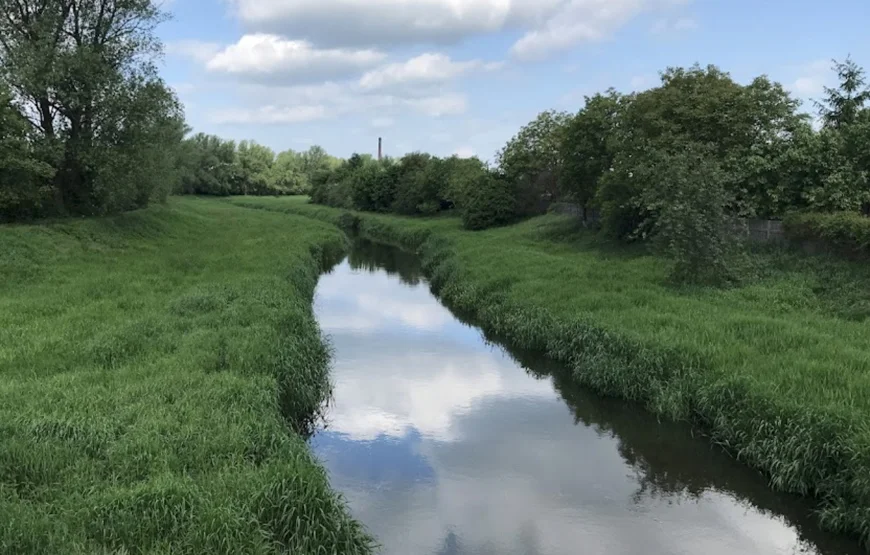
[311, 240, 859, 555]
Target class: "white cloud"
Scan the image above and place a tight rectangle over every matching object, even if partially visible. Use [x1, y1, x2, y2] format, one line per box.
[209, 104, 328, 124]
[630, 75, 655, 90]
[792, 76, 824, 96]
[165, 39, 221, 63]
[789, 59, 832, 99]
[206, 34, 385, 84]
[359, 53, 501, 92]
[229, 0, 563, 48]
[454, 146, 476, 158]
[511, 0, 689, 61]
[209, 81, 469, 125]
[228, 0, 688, 60]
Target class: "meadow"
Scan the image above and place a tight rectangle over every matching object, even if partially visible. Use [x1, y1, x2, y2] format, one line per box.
[231, 195, 870, 548]
[0, 198, 375, 554]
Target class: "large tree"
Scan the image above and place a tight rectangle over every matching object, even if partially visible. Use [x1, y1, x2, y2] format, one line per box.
[561, 90, 625, 210]
[497, 110, 571, 214]
[0, 0, 183, 215]
[0, 81, 55, 220]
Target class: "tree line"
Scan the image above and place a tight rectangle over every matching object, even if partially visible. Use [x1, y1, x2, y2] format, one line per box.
[308, 59, 870, 283]
[0, 0, 342, 222]
[175, 136, 341, 197]
[2, 0, 868, 284]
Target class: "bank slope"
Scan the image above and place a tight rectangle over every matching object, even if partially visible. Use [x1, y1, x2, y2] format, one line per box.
[0, 197, 374, 554]
[230, 195, 870, 551]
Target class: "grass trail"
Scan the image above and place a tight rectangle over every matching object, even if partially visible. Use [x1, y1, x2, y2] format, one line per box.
[0, 197, 374, 554]
[231, 195, 870, 549]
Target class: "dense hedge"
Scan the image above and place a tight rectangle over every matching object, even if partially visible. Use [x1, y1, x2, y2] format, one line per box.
[784, 211, 870, 255]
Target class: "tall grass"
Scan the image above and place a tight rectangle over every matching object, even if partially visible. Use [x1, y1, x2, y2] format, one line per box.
[0, 198, 374, 554]
[231, 195, 870, 550]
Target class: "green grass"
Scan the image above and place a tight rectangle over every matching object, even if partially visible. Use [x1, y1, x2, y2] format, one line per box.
[0, 197, 374, 554]
[230, 195, 870, 550]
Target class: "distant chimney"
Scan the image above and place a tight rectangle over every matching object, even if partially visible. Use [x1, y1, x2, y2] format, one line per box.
[378, 137, 382, 161]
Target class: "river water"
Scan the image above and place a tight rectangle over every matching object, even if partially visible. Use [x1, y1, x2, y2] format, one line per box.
[311, 239, 859, 555]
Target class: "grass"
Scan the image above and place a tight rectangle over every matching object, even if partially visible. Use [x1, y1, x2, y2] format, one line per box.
[0, 197, 375, 554]
[230, 195, 870, 550]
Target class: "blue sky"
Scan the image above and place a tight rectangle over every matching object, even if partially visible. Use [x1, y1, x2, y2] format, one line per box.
[157, 0, 870, 162]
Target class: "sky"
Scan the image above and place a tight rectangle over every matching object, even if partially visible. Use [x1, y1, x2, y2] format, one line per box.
[157, 0, 870, 162]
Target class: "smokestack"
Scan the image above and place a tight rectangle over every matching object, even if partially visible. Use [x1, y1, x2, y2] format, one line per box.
[378, 137, 382, 161]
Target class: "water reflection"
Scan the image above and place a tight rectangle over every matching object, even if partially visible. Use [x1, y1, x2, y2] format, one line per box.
[311, 239, 859, 555]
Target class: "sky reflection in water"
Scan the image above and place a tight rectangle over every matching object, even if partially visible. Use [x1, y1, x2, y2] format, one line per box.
[310, 240, 859, 555]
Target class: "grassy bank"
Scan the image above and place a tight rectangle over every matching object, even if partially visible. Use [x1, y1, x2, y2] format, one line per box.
[230, 195, 870, 549]
[0, 198, 374, 554]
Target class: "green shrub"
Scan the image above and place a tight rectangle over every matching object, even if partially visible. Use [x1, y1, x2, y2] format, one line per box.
[784, 211, 870, 254]
[634, 142, 742, 284]
[461, 173, 516, 230]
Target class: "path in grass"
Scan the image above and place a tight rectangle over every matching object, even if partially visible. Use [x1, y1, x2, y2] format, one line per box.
[0, 198, 374, 554]
[230, 195, 870, 549]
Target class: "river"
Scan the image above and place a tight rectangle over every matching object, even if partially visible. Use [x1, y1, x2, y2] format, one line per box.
[310, 239, 859, 555]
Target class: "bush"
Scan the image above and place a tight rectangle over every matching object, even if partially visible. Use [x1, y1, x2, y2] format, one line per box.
[390, 153, 434, 215]
[628, 141, 742, 284]
[784, 211, 870, 254]
[350, 158, 397, 212]
[461, 173, 516, 230]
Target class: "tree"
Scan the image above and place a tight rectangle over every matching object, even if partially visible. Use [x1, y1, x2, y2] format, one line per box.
[442, 155, 489, 211]
[236, 140, 274, 195]
[0, 0, 182, 216]
[0, 82, 55, 221]
[497, 110, 571, 214]
[461, 172, 516, 230]
[178, 133, 238, 195]
[597, 64, 806, 235]
[817, 57, 870, 129]
[561, 90, 625, 209]
[270, 150, 307, 194]
[391, 152, 434, 215]
[633, 141, 740, 285]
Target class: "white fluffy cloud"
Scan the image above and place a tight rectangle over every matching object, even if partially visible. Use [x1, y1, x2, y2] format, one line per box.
[359, 53, 501, 91]
[511, 0, 690, 60]
[229, 0, 562, 47]
[206, 34, 385, 83]
[227, 0, 689, 60]
[789, 59, 832, 97]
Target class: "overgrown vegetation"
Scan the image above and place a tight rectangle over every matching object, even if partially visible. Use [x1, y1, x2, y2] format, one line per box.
[176, 137, 341, 197]
[784, 211, 870, 255]
[0, 0, 186, 220]
[280, 58, 870, 284]
[228, 196, 870, 550]
[0, 0, 343, 222]
[0, 198, 374, 554]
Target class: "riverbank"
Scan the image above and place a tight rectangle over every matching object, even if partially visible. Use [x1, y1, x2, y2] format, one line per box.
[0, 198, 374, 554]
[230, 195, 870, 550]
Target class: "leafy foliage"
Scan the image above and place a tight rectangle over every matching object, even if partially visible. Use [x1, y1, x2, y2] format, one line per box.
[632, 142, 740, 284]
[497, 110, 571, 215]
[0, 83, 56, 221]
[0, 0, 184, 217]
[461, 172, 517, 230]
[784, 211, 870, 254]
